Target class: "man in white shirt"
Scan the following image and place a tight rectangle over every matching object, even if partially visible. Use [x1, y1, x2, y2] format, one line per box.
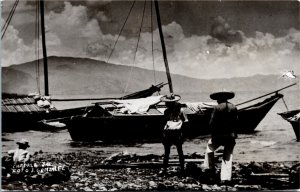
[8, 139, 31, 163]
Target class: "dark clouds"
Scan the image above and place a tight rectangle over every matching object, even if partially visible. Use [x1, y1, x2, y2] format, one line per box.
[163, 1, 299, 37]
[209, 16, 243, 46]
[1, 1, 299, 79]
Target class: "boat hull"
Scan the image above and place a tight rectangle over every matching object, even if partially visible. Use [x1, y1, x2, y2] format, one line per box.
[2, 84, 165, 132]
[237, 94, 283, 133]
[66, 94, 283, 142]
[2, 107, 90, 132]
[68, 115, 166, 142]
[278, 109, 300, 141]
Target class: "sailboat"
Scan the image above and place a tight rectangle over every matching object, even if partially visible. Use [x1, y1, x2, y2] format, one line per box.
[62, 0, 294, 142]
[1, 83, 165, 132]
[1, 0, 165, 132]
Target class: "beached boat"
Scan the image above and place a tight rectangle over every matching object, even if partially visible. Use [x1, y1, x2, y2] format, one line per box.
[64, 0, 292, 142]
[65, 93, 284, 142]
[1, 94, 88, 132]
[1, 83, 165, 132]
[278, 109, 300, 141]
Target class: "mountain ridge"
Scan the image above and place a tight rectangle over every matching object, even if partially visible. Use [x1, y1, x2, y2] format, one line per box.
[2, 56, 298, 96]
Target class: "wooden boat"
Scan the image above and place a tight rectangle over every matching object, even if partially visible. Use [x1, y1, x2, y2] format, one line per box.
[65, 93, 283, 142]
[278, 109, 300, 141]
[63, 0, 293, 143]
[1, 95, 88, 132]
[1, 83, 165, 132]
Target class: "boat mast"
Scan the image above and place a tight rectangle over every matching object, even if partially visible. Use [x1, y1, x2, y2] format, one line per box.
[40, 0, 49, 96]
[154, 0, 173, 94]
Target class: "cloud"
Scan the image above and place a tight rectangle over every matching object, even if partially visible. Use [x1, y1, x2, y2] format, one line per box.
[44, 2, 120, 61]
[46, 2, 101, 49]
[105, 22, 299, 79]
[1, 2, 299, 80]
[96, 11, 110, 22]
[85, 0, 112, 6]
[209, 16, 244, 45]
[1, 0, 38, 31]
[1, 20, 34, 66]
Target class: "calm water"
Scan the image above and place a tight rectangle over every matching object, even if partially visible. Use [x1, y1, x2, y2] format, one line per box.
[2, 90, 300, 162]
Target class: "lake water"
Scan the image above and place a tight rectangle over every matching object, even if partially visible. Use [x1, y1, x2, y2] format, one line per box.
[2, 90, 300, 162]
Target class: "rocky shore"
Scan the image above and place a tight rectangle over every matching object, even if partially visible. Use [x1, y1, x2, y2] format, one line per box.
[2, 151, 300, 191]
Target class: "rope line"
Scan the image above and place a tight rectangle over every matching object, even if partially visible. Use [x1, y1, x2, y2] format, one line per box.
[1, 0, 18, 32]
[123, 0, 147, 94]
[35, 0, 41, 95]
[281, 97, 289, 111]
[151, 0, 157, 85]
[1, 0, 19, 39]
[106, 1, 136, 63]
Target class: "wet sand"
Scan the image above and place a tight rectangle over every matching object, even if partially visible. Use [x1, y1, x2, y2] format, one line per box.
[2, 151, 299, 191]
[2, 129, 300, 191]
[2, 129, 300, 163]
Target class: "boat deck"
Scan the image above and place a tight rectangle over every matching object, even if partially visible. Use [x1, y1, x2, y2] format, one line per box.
[2, 96, 56, 113]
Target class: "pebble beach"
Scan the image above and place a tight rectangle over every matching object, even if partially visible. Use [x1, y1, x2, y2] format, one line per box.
[2, 150, 300, 191]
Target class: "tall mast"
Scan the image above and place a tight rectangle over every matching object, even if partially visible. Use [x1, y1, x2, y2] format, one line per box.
[40, 0, 49, 96]
[154, 0, 173, 94]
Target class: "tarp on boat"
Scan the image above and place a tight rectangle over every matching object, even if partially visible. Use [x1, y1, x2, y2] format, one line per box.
[184, 102, 216, 113]
[112, 95, 163, 114]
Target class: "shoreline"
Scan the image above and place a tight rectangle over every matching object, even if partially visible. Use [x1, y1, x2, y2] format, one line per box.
[2, 130, 300, 163]
[2, 151, 299, 191]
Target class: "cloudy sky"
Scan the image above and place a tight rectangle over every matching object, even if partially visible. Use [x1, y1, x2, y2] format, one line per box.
[1, 0, 299, 79]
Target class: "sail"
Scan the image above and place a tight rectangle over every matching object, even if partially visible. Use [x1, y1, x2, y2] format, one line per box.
[121, 83, 166, 99]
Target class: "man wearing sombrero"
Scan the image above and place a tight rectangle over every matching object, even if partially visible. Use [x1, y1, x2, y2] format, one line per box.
[160, 93, 186, 175]
[204, 90, 238, 184]
[8, 139, 31, 164]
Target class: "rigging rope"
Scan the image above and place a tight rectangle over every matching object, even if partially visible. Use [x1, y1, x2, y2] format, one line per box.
[1, 0, 19, 40]
[123, 0, 147, 94]
[281, 97, 289, 111]
[1, 0, 18, 32]
[106, 1, 136, 63]
[35, 0, 41, 95]
[150, 0, 157, 85]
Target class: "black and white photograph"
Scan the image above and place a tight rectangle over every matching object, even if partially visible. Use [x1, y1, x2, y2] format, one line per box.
[1, 0, 299, 191]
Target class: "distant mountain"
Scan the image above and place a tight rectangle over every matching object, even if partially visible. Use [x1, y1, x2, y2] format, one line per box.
[2, 67, 36, 94]
[2, 56, 298, 96]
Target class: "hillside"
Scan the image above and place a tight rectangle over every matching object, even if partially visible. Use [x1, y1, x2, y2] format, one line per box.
[2, 56, 298, 96]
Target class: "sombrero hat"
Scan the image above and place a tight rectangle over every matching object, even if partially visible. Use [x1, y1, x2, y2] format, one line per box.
[160, 93, 181, 102]
[16, 139, 30, 148]
[210, 91, 235, 100]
